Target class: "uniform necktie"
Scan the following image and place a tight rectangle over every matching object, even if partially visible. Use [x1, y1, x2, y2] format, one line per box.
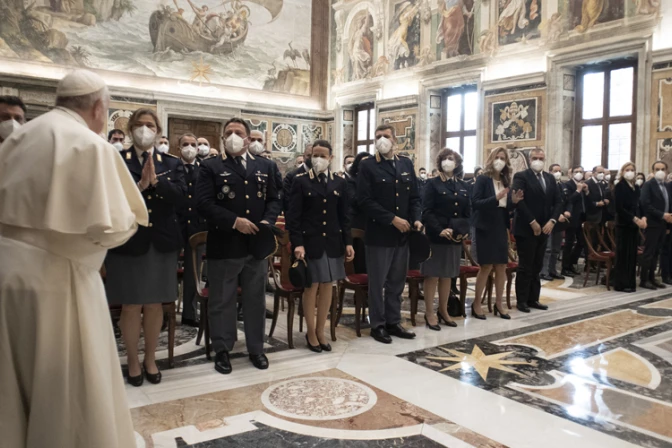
[235, 155, 246, 171]
[660, 181, 669, 213]
[185, 164, 192, 174]
[142, 151, 149, 166]
[537, 172, 546, 192]
[319, 173, 327, 185]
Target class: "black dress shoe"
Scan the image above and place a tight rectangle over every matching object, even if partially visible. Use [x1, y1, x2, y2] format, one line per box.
[640, 282, 657, 290]
[560, 269, 575, 278]
[305, 335, 322, 353]
[493, 304, 511, 320]
[385, 323, 416, 339]
[570, 267, 582, 276]
[623, 288, 635, 293]
[529, 302, 548, 310]
[424, 314, 441, 331]
[652, 280, 666, 289]
[318, 341, 332, 352]
[181, 317, 200, 328]
[265, 309, 274, 319]
[214, 351, 232, 375]
[471, 307, 486, 320]
[540, 274, 553, 281]
[143, 361, 162, 384]
[249, 353, 269, 370]
[371, 326, 392, 344]
[517, 305, 531, 313]
[127, 372, 144, 387]
[550, 273, 565, 280]
[437, 312, 457, 327]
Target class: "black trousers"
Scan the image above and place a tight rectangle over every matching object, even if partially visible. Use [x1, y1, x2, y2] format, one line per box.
[641, 226, 667, 283]
[614, 226, 638, 291]
[661, 233, 672, 280]
[515, 234, 548, 307]
[562, 224, 585, 270]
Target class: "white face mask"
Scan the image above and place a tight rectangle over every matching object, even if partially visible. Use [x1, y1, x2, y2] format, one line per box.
[441, 159, 456, 173]
[111, 141, 124, 151]
[530, 160, 545, 172]
[605, 174, 611, 181]
[596, 173, 605, 181]
[197, 144, 210, 157]
[312, 157, 330, 173]
[635, 179, 644, 186]
[419, 173, 426, 179]
[574, 172, 584, 181]
[375, 137, 393, 155]
[345, 163, 353, 173]
[553, 171, 562, 180]
[623, 171, 635, 181]
[655, 170, 666, 182]
[249, 141, 264, 155]
[133, 126, 156, 148]
[181, 145, 197, 160]
[225, 134, 245, 155]
[493, 159, 506, 172]
[157, 143, 169, 154]
[0, 119, 22, 140]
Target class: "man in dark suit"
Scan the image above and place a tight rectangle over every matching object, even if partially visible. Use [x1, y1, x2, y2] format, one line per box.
[585, 165, 608, 223]
[512, 148, 562, 312]
[357, 124, 422, 343]
[639, 161, 672, 289]
[561, 165, 589, 276]
[283, 143, 313, 211]
[342, 154, 355, 180]
[176, 132, 207, 327]
[540, 164, 572, 280]
[196, 118, 281, 374]
[249, 130, 283, 205]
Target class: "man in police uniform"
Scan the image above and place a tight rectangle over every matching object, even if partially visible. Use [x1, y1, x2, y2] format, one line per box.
[283, 142, 313, 211]
[250, 129, 283, 206]
[540, 164, 572, 281]
[176, 132, 207, 327]
[196, 118, 281, 374]
[357, 124, 422, 344]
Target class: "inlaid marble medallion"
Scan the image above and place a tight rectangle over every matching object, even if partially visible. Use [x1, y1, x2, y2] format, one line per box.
[261, 377, 377, 421]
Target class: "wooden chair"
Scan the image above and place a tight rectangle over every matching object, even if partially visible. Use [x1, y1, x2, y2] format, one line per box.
[459, 240, 482, 317]
[407, 269, 424, 326]
[189, 231, 212, 360]
[337, 229, 369, 337]
[582, 222, 614, 290]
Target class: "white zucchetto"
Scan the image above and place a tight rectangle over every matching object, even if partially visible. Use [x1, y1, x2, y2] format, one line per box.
[56, 69, 107, 97]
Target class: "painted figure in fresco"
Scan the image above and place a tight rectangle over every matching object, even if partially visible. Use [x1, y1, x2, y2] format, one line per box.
[436, 0, 474, 58]
[575, 0, 605, 33]
[349, 14, 373, 80]
[498, 0, 529, 36]
[635, 0, 660, 15]
[186, 0, 210, 34]
[388, 1, 421, 68]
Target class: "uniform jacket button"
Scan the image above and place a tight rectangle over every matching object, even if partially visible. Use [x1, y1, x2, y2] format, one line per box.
[148, 209, 152, 213]
[149, 223, 153, 227]
[322, 233, 326, 236]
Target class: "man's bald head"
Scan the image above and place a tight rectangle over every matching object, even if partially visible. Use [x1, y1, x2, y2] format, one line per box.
[250, 130, 264, 143]
[197, 137, 210, 146]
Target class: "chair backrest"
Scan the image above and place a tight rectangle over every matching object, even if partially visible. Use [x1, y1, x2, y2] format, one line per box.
[269, 230, 294, 290]
[189, 231, 208, 295]
[507, 230, 518, 262]
[345, 228, 366, 275]
[463, 240, 479, 267]
[582, 222, 605, 256]
[604, 221, 617, 251]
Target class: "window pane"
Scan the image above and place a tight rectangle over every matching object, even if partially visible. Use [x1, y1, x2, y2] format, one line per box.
[369, 108, 376, 140]
[357, 145, 367, 154]
[357, 110, 368, 141]
[446, 94, 462, 132]
[464, 92, 478, 131]
[580, 125, 603, 169]
[463, 136, 477, 174]
[609, 67, 634, 117]
[582, 72, 605, 120]
[445, 137, 460, 152]
[608, 123, 632, 169]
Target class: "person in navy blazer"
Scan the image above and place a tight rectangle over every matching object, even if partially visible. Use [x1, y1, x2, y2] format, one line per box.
[511, 148, 562, 313]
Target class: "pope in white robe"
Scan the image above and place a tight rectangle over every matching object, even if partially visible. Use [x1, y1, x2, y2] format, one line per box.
[0, 70, 148, 447]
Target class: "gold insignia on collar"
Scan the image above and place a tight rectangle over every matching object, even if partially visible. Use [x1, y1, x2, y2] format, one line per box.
[157, 154, 163, 163]
[221, 152, 228, 161]
[375, 152, 381, 163]
[308, 169, 315, 180]
[125, 151, 131, 160]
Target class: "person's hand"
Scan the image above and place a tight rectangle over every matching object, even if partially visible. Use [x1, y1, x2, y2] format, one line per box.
[597, 201, 605, 207]
[294, 245, 306, 260]
[139, 156, 154, 190]
[564, 211, 571, 218]
[635, 218, 647, 230]
[558, 215, 566, 223]
[345, 245, 355, 262]
[604, 199, 610, 205]
[440, 228, 453, 239]
[496, 187, 510, 200]
[260, 220, 269, 225]
[582, 183, 589, 192]
[530, 220, 541, 236]
[234, 217, 259, 234]
[392, 216, 411, 233]
[665, 213, 672, 224]
[512, 189, 524, 204]
[542, 220, 555, 235]
[576, 183, 584, 193]
[414, 221, 423, 231]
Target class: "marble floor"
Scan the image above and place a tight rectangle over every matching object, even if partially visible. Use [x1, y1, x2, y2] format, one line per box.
[122, 273, 672, 448]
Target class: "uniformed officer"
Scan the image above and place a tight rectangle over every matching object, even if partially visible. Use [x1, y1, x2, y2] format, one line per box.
[176, 132, 207, 327]
[196, 137, 211, 161]
[540, 164, 572, 281]
[357, 124, 422, 344]
[283, 142, 313, 211]
[196, 117, 281, 374]
[287, 140, 354, 353]
[106, 108, 187, 386]
[249, 129, 283, 207]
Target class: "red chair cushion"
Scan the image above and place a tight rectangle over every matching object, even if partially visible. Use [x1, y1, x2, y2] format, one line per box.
[406, 270, 423, 279]
[177, 267, 185, 275]
[346, 274, 368, 285]
[273, 262, 281, 270]
[507, 262, 518, 269]
[200, 287, 209, 298]
[280, 282, 304, 292]
[460, 266, 480, 274]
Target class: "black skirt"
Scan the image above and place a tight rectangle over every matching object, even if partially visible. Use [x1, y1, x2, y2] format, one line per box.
[474, 208, 509, 265]
[614, 225, 638, 291]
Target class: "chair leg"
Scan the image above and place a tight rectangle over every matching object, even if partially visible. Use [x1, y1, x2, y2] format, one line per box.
[336, 282, 345, 327]
[459, 275, 467, 318]
[330, 285, 337, 342]
[168, 307, 175, 369]
[606, 260, 611, 291]
[583, 261, 590, 287]
[506, 272, 513, 310]
[354, 290, 362, 337]
[204, 300, 211, 360]
[269, 291, 280, 338]
[196, 298, 204, 346]
[298, 299, 304, 333]
[286, 297, 295, 349]
[409, 280, 418, 327]
[486, 275, 493, 313]
[595, 262, 602, 285]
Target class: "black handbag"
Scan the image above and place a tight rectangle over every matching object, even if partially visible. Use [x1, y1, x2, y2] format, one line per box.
[289, 258, 312, 288]
[446, 218, 471, 243]
[448, 294, 462, 317]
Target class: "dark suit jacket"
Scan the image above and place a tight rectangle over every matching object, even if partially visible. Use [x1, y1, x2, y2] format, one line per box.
[614, 181, 641, 228]
[471, 175, 512, 231]
[177, 160, 207, 241]
[640, 178, 671, 228]
[356, 154, 422, 247]
[564, 179, 588, 227]
[283, 164, 307, 212]
[422, 175, 471, 245]
[111, 148, 186, 255]
[511, 169, 563, 237]
[287, 170, 352, 259]
[346, 174, 367, 230]
[585, 178, 606, 223]
[196, 152, 281, 259]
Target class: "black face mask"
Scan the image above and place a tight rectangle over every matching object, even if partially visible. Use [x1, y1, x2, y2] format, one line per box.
[304, 155, 312, 169]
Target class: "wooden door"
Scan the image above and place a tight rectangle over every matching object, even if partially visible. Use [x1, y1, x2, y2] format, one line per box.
[168, 118, 222, 157]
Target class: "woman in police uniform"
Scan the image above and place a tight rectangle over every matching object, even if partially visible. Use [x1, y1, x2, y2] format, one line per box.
[288, 140, 355, 353]
[106, 109, 187, 386]
[421, 148, 470, 330]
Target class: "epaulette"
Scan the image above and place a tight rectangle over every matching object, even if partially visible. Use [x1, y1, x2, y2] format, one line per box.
[296, 172, 308, 177]
[398, 154, 410, 158]
[163, 152, 178, 158]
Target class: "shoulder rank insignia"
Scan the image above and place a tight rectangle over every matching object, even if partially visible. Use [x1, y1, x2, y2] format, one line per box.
[296, 172, 307, 177]
[220, 172, 232, 177]
[163, 153, 178, 159]
[156, 154, 162, 163]
[401, 172, 409, 176]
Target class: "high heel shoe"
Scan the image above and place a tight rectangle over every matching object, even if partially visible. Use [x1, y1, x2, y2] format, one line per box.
[471, 307, 486, 320]
[306, 335, 322, 353]
[436, 312, 457, 328]
[424, 314, 441, 331]
[143, 361, 162, 385]
[127, 371, 144, 387]
[493, 304, 511, 320]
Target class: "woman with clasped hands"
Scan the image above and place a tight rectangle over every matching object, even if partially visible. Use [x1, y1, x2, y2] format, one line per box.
[471, 147, 523, 320]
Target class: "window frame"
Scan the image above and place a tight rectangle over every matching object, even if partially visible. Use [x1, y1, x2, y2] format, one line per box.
[354, 102, 375, 154]
[573, 60, 637, 169]
[441, 85, 478, 173]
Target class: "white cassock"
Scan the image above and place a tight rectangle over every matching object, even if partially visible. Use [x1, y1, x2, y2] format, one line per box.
[0, 107, 148, 448]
